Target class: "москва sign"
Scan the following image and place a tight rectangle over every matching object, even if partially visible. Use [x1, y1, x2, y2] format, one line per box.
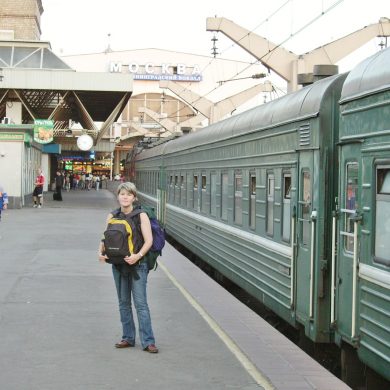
[109, 61, 202, 82]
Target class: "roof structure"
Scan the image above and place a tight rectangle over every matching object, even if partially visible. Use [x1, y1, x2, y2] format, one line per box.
[0, 39, 133, 145]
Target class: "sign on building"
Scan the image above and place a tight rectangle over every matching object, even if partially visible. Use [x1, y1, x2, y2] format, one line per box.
[33, 119, 54, 144]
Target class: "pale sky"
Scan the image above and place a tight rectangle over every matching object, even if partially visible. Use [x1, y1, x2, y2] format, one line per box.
[39, 0, 389, 101]
[41, 0, 389, 70]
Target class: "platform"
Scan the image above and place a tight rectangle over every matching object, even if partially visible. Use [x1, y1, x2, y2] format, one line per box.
[0, 188, 350, 389]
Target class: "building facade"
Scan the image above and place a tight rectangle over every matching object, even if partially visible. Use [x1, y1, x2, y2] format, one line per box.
[0, 0, 43, 40]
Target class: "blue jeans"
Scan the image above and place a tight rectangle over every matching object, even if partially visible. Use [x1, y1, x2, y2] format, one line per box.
[112, 262, 155, 349]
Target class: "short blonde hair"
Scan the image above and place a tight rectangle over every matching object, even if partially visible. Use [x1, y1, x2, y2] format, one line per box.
[117, 182, 137, 197]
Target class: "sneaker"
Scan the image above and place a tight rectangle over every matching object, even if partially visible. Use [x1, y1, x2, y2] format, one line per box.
[38, 205, 42, 208]
[33, 204, 37, 208]
[143, 344, 158, 353]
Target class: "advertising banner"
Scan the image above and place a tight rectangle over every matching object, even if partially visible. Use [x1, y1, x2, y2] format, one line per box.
[33, 119, 54, 144]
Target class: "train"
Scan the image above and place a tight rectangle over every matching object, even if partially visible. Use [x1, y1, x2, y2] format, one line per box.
[127, 46, 390, 388]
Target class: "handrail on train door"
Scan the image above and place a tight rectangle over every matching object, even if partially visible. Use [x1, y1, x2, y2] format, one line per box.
[338, 208, 362, 339]
[309, 210, 317, 319]
[331, 211, 337, 325]
[290, 212, 296, 308]
[350, 212, 362, 339]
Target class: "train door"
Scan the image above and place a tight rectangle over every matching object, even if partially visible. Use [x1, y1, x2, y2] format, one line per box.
[334, 147, 361, 341]
[296, 151, 315, 321]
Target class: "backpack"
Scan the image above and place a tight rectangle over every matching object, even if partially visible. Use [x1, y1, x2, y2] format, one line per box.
[129, 205, 165, 270]
[104, 205, 165, 271]
[103, 214, 134, 265]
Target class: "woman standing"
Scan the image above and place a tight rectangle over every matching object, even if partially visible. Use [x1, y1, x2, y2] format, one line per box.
[98, 182, 158, 353]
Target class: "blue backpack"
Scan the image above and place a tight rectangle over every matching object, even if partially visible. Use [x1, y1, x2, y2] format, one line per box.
[128, 205, 165, 270]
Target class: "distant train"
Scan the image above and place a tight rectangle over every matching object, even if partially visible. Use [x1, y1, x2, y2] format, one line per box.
[127, 47, 390, 387]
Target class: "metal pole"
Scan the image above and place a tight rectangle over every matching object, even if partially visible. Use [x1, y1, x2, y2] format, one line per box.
[109, 152, 113, 181]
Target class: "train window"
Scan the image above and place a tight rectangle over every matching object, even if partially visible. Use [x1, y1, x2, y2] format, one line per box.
[180, 175, 185, 206]
[250, 174, 256, 230]
[375, 167, 390, 264]
[211, 172, 217, 217]
[282, 174, 291, 242]
[301, 171, 311, 246]
[234, 171, 243, 225]
[175, 175, 179, 204]
[221, 172, 228, 221]
[344, 163, 358, 253]
[201, 174, 207, 214]
[187, 172, 192, 209]
[169, 174, 174, 203]
[193, 175, 199, 210]
[266, 173, 275, 235]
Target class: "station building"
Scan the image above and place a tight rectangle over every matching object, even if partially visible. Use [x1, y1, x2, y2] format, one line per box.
[0, 0, 271, 208]
[61, 48, 273, 174]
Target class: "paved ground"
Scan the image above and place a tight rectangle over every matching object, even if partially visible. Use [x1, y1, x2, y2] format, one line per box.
[0, 188, 262, 390]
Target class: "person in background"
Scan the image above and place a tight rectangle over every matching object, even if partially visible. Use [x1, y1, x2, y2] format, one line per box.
[98, 182, 158, 353]
[61, 171, 66, 190]
[0, 183, 8, 222]
[33, 168, 45, 208]
[101, 174, 107, 189]
[95, 175, 101, 191]
[65, 173, 71, 192]
[54, 170, 63, 201]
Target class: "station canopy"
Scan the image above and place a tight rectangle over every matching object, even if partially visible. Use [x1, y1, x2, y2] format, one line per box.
[0, 40, 133, 147]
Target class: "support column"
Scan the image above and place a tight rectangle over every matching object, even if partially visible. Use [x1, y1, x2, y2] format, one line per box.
[113, 149, 121, 175]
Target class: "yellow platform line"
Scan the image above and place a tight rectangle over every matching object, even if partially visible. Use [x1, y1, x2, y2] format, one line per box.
[160, 261, 275, 390]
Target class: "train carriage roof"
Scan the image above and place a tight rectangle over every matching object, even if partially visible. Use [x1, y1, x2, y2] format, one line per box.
[137, 73, 345, 159]
[340, 46, 390, 103]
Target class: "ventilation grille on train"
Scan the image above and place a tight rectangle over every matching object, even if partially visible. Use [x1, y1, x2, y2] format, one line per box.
[299, 124, 311, 146]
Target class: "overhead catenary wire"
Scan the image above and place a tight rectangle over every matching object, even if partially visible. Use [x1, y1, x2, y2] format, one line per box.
[163, 0, 345, 121]
[161, 2, 294, 120]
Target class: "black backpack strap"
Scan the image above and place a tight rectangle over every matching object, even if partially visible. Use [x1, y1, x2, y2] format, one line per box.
[129, 208, 143, 218]
[111, 208, 122, 218]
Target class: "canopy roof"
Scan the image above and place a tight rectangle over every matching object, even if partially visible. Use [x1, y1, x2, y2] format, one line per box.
[0, 40, 133, 143]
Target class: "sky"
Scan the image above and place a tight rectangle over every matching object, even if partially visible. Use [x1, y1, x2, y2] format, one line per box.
[40, 0, 389, 72]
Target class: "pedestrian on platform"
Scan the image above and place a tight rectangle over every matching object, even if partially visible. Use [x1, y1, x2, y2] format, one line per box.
[102, 174, 108, 189]
[33, 168, 45, 208]
[98, 182, 158, 353]
[0, 183, 8, 222]
[86, 173, 92, 190]
[54, 171, 63, 201]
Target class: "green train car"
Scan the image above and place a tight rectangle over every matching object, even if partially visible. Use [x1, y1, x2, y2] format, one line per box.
[131, 47, 390, 386]
[334, 49, 390, 384]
